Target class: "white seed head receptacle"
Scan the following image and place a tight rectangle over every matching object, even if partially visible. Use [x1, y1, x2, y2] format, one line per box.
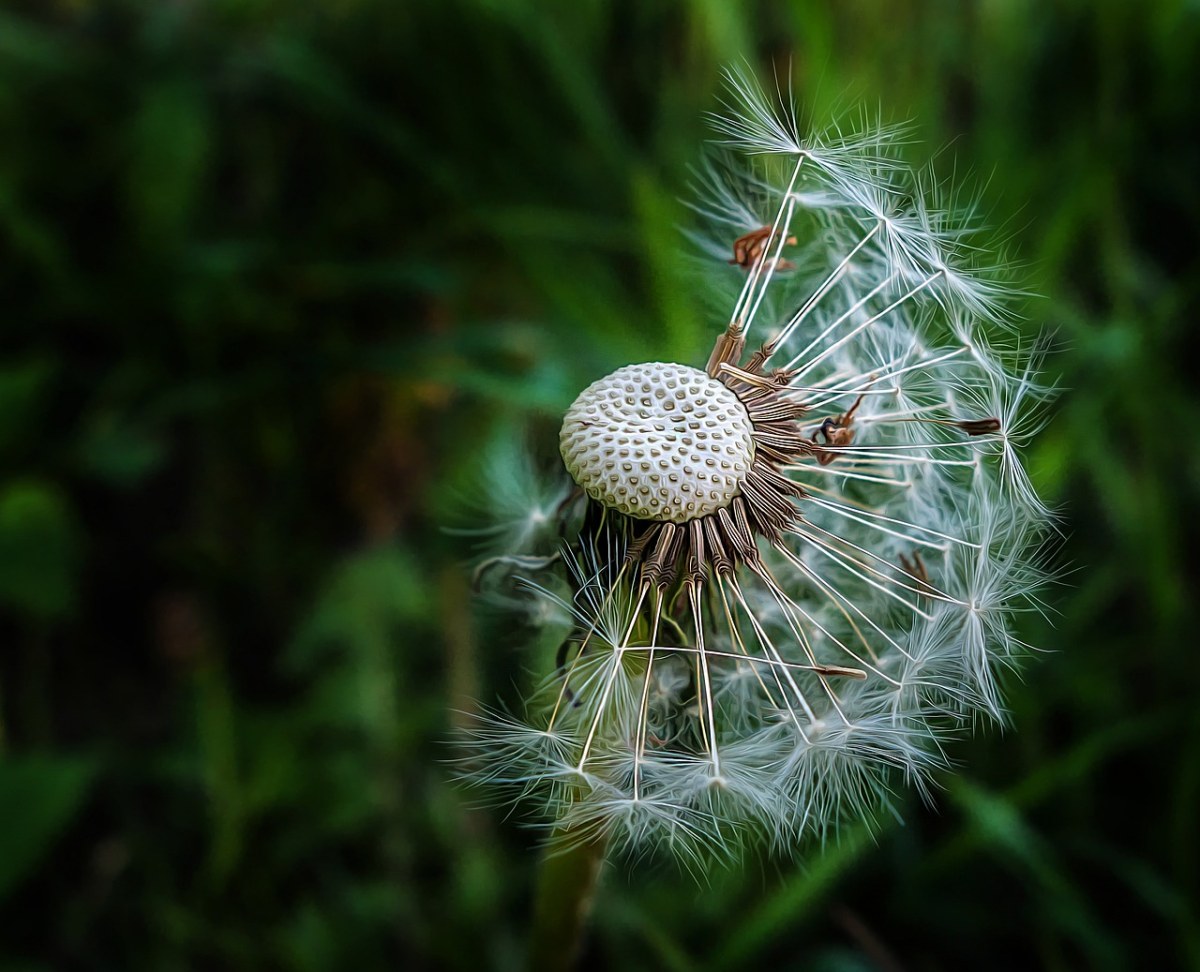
[559, 362, 756, 523]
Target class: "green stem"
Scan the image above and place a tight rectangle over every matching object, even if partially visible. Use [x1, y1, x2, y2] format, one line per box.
[529, 828, 610, 972]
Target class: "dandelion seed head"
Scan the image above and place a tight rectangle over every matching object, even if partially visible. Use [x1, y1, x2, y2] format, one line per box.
[457, 67, 1058, 867]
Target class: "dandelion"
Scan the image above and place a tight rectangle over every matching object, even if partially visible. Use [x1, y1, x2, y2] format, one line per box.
[457, 67, 1056, 958]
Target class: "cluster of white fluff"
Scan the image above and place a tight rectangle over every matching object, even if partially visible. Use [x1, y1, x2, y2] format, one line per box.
[459, 69, 1057, 865]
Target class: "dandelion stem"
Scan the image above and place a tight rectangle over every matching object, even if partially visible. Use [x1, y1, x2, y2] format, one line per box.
[529, 827, 609, 972]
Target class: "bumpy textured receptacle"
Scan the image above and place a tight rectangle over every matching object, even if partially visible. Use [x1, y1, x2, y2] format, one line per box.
[560, 362, 756, 523]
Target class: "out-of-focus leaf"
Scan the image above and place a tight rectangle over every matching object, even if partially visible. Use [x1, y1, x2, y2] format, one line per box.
[947, 778, 1120, 968]
[0, 358, 55, 457]
[0, 480, 80, 620]
[707, 824, 876, 972]
[73, 413, 168, 487]
[287, 545, 425, 673]
[0, 13, 73, 71]
[806, 949, 886, 972]
[0, 756, 97, 901]
[126, 81, 210, 247]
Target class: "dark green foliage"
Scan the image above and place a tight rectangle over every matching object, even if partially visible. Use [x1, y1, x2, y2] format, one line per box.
[0, 1, 1197, 969]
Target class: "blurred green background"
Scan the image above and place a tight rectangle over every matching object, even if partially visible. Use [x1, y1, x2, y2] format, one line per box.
[1, 1, 1198, 969]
